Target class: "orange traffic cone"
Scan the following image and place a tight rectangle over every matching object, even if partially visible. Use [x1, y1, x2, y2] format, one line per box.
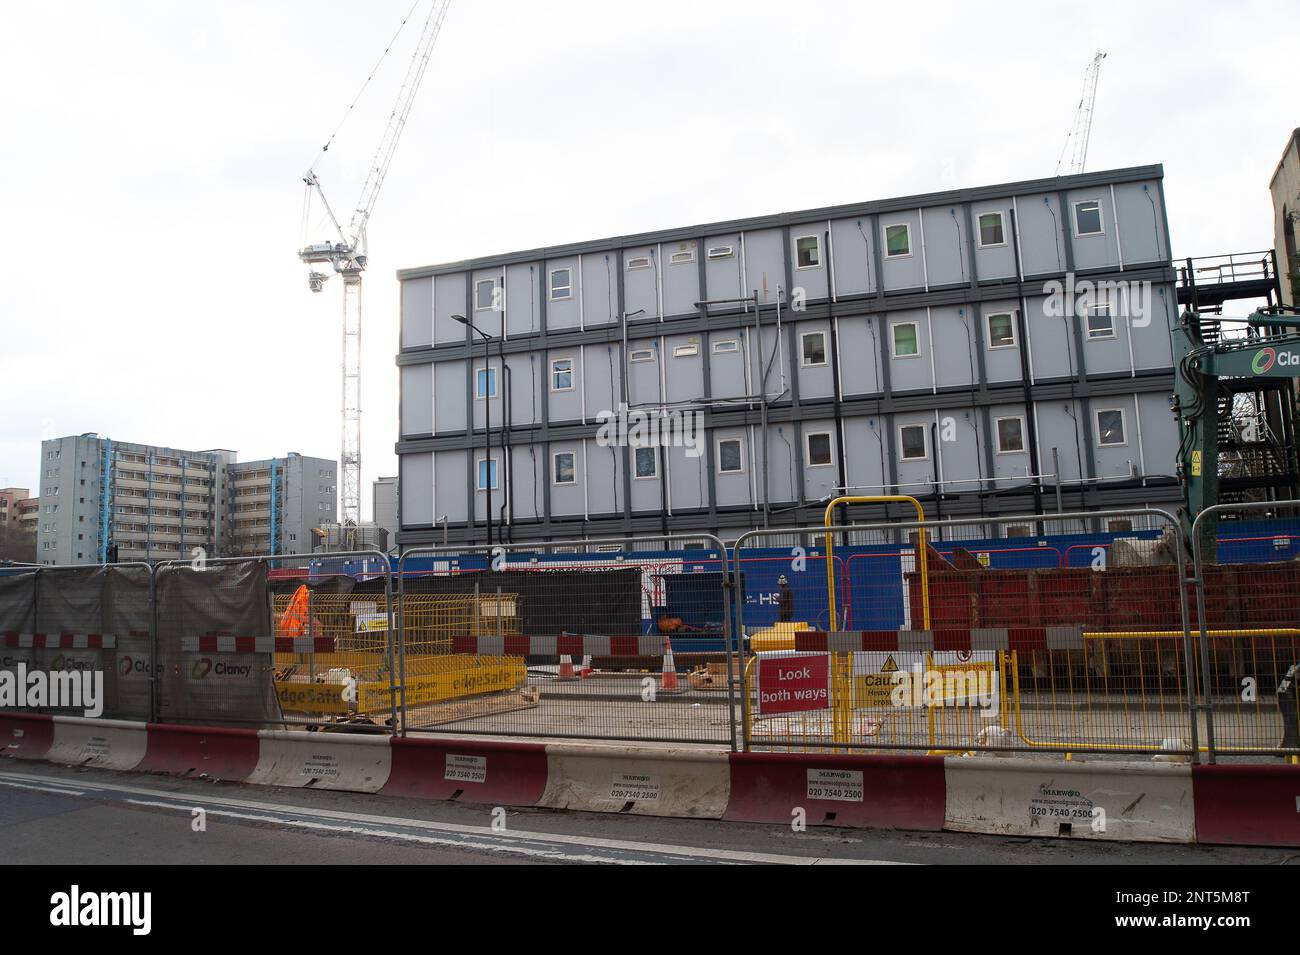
[579, 654, 593, 678]
[557, 654, 578, 681]
[659, 637, 683, 694]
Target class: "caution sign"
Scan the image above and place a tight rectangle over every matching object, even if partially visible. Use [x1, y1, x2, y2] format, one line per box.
[1191, 450, 1202, 477]
[851, 651, 920, 708]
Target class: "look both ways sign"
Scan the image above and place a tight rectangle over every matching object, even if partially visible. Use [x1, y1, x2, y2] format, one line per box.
[756, 653, 830, 714]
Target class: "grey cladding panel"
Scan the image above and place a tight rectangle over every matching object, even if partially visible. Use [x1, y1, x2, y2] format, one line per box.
[1014, 194, 1067, 277]
[830, 218, 876, 297]
[401, 364, 433, 437]
[664, 332, 705, 403]
[836, 315, 883, 397]
[623, 246, 658, 319]
[401, 277, 433, 349]
[744, 229, 784, 303]
[581, 253, 617, 327]
[920, 206, 971, 288]
[662, 240, 701, 316]
[879, 210, 924, 292]
[546, 255, 581, 330]
[434, 360, 466, 433]
[506, 263, 541, 336]
[400, 452, 434, 526]
[971, 200, 1016, 281]
[434, 273, 468, 345]
[1113, 180, 1168, 265]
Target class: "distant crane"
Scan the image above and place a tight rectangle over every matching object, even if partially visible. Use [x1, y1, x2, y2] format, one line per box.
[1055, 51, 1106, 176]
[299, 0, 452, 536]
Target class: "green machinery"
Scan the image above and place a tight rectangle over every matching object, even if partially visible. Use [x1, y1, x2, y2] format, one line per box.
[1172, 305, 1300, 543]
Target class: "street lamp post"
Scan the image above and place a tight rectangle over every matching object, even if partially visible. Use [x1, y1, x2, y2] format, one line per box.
[452, 314, 493, 545]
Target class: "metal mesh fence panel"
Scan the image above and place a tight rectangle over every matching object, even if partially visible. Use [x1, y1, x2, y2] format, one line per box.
[1193, 503, 1300, 760]
[396, 535, 736, 745]
[0, 564, 154, 720]
[736, 509, 1198, 756]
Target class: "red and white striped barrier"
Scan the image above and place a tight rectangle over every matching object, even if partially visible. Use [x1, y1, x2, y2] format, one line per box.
[2, 716, 1295, 847]
[180, 635, 335, 654]
[2, 632, 116, 649]
[0, 713, 54, 760]
[451, 631, 672, 657]
[794, 628, 1085, 652]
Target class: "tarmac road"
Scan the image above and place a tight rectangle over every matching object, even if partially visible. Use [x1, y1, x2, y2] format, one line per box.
[0, 761, 1295, 865]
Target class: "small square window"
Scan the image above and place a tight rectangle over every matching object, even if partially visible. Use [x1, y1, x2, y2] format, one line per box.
[476, 458, 499, 491]
[987, 312, 1016, 348]
[884, 223, 911, 257]
[996, 416, 1025, 454]
[892, 322, 919, 358]
[475, 279, 497, 311]
[672, 342, 699, 358]
[551, 358, 574, 391]
[475, 366, 498, 399]
[552, 452, 576, 485]
[717, 438, 744, 473]
[629, 347, 656, 363]
[795, 235, 821, 269]
[634, 447, 658, 479]
[549, 268, 572, 301]
[899, 425, 927, 460]
[977, 212, 1006, 248]
[801, 331, 827, 367]
[712, 339, 739, 354]
[1074, 200, 1103, 237]
[806, 431, 833, 467]
[1096, 409, 1126, 446]
[1086, 305, 1115, 340]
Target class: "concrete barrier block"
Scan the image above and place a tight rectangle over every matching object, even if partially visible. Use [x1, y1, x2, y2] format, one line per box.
[540, 742, 730, 817]
[944, 756, 1194, 843]
[248, 730, 391, 792]
[47, 717, 147, 771]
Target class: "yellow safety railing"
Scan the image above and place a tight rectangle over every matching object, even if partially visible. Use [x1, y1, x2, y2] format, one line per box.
[822, 495, 930, 631]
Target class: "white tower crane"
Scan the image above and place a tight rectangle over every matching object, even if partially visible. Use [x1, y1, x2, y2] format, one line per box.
[1055, 51, 1106, 176]
[299, 0, 452, 538]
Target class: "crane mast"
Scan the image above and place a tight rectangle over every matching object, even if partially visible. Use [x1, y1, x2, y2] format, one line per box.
[299, 0, 451, 535]
[1055, 51, 1106, 176]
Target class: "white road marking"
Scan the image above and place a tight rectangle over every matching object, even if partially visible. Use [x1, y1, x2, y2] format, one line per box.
[0, 768, 906, 865]
[0, 778, 87, 797]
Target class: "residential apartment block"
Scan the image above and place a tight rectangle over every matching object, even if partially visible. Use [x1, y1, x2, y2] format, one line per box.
[0, 488, 33, 534]
[395, 165, 1180, 547]
[36, 435, 337, 564]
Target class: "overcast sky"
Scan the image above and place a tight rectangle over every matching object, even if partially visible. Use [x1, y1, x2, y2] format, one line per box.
[1, 0, 1294, 515]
